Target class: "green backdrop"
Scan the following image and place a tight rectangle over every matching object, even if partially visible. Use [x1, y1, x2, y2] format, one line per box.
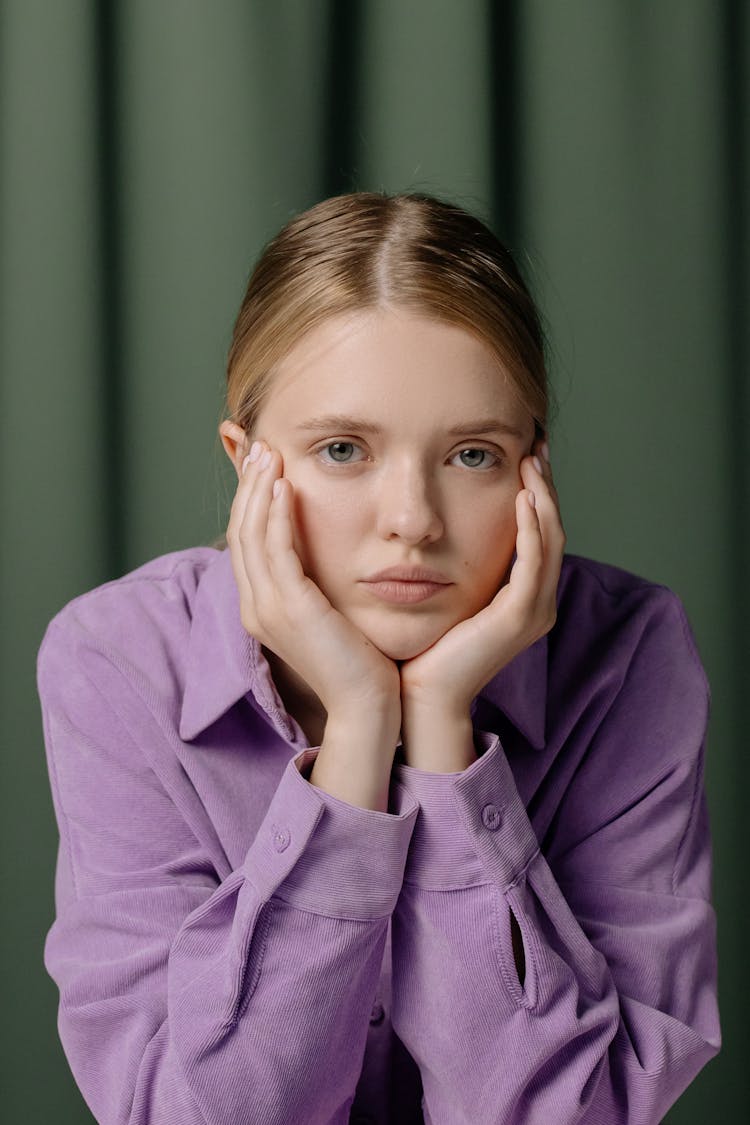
[1, 1, 746, 1121]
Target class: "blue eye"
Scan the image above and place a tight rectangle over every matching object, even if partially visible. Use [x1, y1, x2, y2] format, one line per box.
[455, 448, 499, 470]
[319, 441, 360, 464]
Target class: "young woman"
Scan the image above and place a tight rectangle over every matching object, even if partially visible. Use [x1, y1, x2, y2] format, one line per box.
[37, 192, 721, 1124]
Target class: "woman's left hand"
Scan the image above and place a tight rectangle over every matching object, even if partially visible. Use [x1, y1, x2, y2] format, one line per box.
[398, 439, 565, 727]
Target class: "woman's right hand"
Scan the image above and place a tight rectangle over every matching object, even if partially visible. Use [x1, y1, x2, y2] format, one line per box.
[226, 440, 402, 731]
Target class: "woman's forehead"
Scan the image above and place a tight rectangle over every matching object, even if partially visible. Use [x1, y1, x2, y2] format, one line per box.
[259, 308, 530, 425]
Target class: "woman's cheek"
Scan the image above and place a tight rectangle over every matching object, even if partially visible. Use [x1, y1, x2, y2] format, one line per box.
[288, 496, 308, 570]
[288, 480, 351, 583]
[469, 504, 518, 601]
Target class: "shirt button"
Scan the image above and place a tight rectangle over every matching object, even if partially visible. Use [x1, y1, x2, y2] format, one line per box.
[271, 823, 291, 852]
[481, 803, 502, 831]
[369, 1000, 385, 1025]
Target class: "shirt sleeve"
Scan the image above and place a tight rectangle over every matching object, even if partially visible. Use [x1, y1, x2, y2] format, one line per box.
[389, 591, 721, 1125]
[37, 618, 419, 1125]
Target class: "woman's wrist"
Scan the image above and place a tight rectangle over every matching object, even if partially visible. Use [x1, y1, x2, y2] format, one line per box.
[326, 698, 401, 745]
[399, 705, 477, 773]
[309, 709, 400, 812]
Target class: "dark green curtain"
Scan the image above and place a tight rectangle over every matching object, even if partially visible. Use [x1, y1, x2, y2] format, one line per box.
[1, 1, 746, 1121]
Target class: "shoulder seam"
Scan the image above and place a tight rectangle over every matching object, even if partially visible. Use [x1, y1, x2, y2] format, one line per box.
[86, 549, 216, 594]
[44, 549, 218, 630]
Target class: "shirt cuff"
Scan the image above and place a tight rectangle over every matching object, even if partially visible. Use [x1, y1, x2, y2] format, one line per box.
[242, 747, 419, 920]
[391, 730, 540, 891]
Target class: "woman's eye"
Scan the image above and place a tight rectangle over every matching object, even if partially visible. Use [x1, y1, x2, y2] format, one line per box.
[454, 448, 499, 470]
[318, 441, 362, 464]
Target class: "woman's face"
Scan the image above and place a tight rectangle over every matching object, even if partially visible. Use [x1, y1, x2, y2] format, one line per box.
[249, 307, 536, 661]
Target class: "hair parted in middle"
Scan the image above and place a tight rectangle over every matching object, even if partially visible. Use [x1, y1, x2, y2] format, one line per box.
[222, 191, 552, 444]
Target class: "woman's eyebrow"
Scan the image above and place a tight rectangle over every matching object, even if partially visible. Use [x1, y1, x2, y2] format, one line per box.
[445, 419, 526, 439]
[294, 414, 526, 439]
[294, 415, 380, 434]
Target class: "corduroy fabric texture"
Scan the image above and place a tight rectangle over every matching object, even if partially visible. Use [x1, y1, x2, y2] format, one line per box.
[37, 545, 720, 1123]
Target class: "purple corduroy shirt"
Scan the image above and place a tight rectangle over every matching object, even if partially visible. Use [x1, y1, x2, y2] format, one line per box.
[37, 545, 721, 1125]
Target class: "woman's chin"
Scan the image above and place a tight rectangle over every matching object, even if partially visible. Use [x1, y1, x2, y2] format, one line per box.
[354, 612, 452, 661]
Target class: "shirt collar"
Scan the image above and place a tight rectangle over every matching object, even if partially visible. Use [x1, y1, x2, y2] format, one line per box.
[473, 631, 547, 749]
[178, 548, 293, 742]
[179, 547, 547, 750]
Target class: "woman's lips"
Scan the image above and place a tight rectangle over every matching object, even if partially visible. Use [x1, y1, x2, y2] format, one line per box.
[361, 580, 452, 604]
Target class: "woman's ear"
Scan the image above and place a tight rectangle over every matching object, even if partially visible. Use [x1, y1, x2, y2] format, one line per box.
[218, 420, 250, 478]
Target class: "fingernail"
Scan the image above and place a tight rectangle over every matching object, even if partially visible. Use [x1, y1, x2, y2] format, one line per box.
[528, 490, 536, 509]
[259, 449, 272, 470]
[533, 455, 543, 473]
[241, 455, 252, 474]
[248, 440, 262, 463]
[541, 441, 550, 462]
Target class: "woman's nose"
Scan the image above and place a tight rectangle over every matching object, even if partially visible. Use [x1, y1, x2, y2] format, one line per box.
[375, 465, 444, 545]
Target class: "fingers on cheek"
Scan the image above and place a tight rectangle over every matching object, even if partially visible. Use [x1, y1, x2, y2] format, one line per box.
[516, 502, 544, 577]
[527, 445, 551, 483]
[538, 466, 556, 501]
[542, 459, 560, 504]
[227, 488, 250, 542]
[231, 489, 253, 536]
[230, 462, 259, 528]
[529, 458, 561, 518]
[521, 456, 545, 496]
[517, 486, 540, 524]
[540, 472, 565, 536]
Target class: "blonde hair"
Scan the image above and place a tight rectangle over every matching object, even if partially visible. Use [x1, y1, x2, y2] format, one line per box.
[213, 191, 552, 548]
[222, 189, 546, 434]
